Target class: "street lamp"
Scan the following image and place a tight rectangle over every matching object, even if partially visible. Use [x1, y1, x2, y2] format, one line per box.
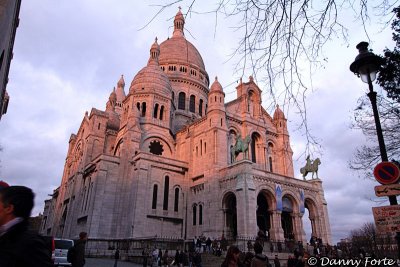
[350, 42, 387, 162]
[350, 41, 400, 257]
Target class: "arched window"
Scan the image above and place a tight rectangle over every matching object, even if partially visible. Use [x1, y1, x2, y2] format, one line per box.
[189, 95, 196, 113]
[174, 188, 179, 212]
[137, 102, 140, 111]
[269, 156, 273, 172]
[152, 185, 158, 209]
[141, 102, 146, 117]
[200, 140, 202, 156]
[193, 205, 197, 225]
[178, 92, 186, 110]
[172, 91, 175, 103]
[153, 103, 159, 118]
[251, 134, 257, 163]
[267, 143, 274, 172]
[199, 99, 203, 116]
[199, 204, 203, 225]
[160, 106, 164, 120]
[163, 176, 169, 210]
[204, 142, 206, 154]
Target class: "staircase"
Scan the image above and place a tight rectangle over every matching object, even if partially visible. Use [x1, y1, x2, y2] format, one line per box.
[202, 253, 225, 267]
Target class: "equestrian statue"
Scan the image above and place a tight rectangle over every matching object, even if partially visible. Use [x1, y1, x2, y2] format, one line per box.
[300, 155, 321, 180]
[231, 134, 251, 163]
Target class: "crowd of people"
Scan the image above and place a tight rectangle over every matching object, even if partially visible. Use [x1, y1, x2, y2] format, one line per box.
[144, 240, 300, 267]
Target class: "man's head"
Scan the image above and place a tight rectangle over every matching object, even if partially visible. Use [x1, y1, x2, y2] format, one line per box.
[79, 231, 88, 240]
[0, 186, 34, 226]
[253, 241, 263, 254]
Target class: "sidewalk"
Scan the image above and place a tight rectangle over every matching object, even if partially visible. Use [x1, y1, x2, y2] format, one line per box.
[85, 258, 141, 267]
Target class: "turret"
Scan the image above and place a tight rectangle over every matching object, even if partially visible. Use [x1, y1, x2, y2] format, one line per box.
[273, 105, 294, 176]
[173, 7, 185, 37]
[207, 77, 225, 112]
[115, 75, 126, 115]
[106, 88, 117, 112]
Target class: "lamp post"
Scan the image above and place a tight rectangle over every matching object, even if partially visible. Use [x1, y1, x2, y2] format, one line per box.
[350, 41, 400, 258]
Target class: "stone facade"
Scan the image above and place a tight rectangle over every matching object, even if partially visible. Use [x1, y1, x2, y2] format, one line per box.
[41, 9, 332, 245]
[0, 0, 21, 120]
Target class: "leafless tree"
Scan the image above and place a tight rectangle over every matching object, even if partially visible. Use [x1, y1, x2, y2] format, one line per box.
[348, 222, 397, 258]
[144, 0, 399, 156]
[350, 94, 400, 179]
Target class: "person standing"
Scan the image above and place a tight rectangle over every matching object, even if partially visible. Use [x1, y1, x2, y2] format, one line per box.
[114, 249, 120, 267]
[251, 242, 268, 267]
[142, 245, 150, 267]
[221, 245, 241, 267]
[0, 185, 53, 267]
[71, 232, 88, 267]
[273, 255, 280, 267]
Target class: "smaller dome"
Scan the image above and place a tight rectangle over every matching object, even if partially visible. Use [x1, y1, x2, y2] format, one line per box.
[210, 76, 223, 93]
[130, 39, 172, 96]
[273, 104, 285, 120]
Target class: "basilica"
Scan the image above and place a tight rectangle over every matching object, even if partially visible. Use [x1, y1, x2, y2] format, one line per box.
[40, 9, 332, 246]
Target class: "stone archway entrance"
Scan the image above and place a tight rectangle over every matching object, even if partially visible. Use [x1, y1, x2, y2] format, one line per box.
[223, 192, 237, 239]
[256, 193, 271, 238]
[281, 196, 294, 240]
[305, 198, 319, 241]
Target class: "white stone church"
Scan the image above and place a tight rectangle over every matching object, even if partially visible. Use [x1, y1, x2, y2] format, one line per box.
[40, 9, 332, 246]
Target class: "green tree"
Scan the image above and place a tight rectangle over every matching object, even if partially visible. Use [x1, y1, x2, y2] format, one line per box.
[378, 7, 400, 103]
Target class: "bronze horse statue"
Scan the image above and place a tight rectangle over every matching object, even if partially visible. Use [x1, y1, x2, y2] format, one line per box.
[300, 157, 321, 180]
[231, 134, 251, 163]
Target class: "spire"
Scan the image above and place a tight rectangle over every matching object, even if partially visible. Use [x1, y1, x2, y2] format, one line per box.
[273, 104, 285, 120]
[173, 7, 185, 37]
[116, 75, 126, 102]
[148, 37, 160, 65]
[117, 74, 125, 88]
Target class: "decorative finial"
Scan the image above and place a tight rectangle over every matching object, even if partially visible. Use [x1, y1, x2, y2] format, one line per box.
[215, 76, 218, 81]
[155, 37, 158, 43]
[178, 6, 181, 11]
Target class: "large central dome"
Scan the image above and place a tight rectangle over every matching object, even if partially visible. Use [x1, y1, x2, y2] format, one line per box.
[158, 8, 207, 79]
[159, 37, 205, 71]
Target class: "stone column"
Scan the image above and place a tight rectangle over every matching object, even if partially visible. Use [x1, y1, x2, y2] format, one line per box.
[293, 213, 306, 244]
[269, 210, 284, 241]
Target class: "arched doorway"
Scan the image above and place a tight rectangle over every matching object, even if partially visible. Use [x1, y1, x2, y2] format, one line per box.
[304, 198, 319, 241]
[281, 196, 294, 240]
[256, 192, 271, 238]
[223, 192, 237, 239]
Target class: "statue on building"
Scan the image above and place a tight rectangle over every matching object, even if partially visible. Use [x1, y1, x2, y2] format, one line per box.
[300, 155, 321, 180]
[230, 134, 251, 163]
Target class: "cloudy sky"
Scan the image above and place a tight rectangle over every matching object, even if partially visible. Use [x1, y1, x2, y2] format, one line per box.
[0, 0, 397, 243]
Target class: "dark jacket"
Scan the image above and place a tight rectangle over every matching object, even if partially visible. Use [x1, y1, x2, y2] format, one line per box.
[251, 254, 268, 267]
[71, 238, 87, 267]
[0, 220, 53, 267]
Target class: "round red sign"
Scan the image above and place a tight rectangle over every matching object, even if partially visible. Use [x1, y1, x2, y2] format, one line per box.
[373, 162, 400, 185]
